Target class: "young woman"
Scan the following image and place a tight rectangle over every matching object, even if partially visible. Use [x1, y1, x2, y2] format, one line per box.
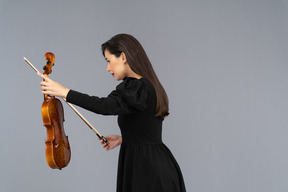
[38, 34, 186, 192]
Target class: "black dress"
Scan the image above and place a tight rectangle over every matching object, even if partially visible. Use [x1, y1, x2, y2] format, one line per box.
[66, 77, 186, 192]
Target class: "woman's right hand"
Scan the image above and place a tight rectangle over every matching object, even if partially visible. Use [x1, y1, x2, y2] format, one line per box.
[99, 135, 122, 151]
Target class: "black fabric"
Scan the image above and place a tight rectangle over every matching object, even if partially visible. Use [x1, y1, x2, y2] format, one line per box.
[66, 77, 186, 192]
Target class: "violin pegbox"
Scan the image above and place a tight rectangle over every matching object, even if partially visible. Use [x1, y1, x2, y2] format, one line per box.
[43, 52, 55, 75]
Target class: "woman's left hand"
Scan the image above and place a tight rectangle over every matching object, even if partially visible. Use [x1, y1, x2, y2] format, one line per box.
[99, 135, 122, 151]
[37, 72, 70, 98]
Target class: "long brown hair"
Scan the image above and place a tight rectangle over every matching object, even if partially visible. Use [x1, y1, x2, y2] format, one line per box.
[101, 34, 169, 118]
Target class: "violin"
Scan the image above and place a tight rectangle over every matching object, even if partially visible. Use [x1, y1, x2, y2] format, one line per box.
[41, 52, 71, 169]
[24, 53, 106, 170]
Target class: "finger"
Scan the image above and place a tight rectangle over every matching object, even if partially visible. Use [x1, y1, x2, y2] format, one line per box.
[104, 144, 110, 149]
[37, 71, 42, 76]
[37, 72, 50, 81]
[41, 87, 52, 92]
[41, 90, 49, 95]
[41, 88, 51, 93]
[40, 81, 48, 86]
[37, 72, 45, 78]
[40, 82, 50, 89]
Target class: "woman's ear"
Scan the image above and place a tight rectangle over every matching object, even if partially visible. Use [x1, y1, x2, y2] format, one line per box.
[121, 52, 127, 64]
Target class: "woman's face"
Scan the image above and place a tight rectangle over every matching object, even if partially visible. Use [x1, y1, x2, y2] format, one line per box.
[104, 50, 129, 81]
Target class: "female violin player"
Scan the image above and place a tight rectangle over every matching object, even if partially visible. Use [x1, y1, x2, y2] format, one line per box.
[38, 34, 186, 192]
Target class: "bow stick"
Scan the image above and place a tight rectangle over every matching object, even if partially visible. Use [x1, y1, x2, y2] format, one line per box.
[24, 57, 107, 143]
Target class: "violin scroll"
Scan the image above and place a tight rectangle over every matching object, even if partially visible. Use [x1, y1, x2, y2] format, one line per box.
[43, 52, 55, 75]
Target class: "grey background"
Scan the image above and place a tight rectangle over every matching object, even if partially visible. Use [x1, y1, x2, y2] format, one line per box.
[0, 0, 288, 192]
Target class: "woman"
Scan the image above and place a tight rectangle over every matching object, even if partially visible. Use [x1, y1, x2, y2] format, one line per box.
[38, 34, 186, 192]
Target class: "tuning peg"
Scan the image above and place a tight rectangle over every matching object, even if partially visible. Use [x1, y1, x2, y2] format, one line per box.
[43, 66, 47, 70]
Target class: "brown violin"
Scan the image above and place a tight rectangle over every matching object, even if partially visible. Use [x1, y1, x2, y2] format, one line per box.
[24, 54, 106, 170]
[41, 52, 71, 169]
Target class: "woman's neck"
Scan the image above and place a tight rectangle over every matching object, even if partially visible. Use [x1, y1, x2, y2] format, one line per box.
[126, 70, 142, 79]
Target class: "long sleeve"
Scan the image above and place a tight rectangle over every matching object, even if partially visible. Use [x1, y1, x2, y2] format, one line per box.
[66, 77, 148, 115]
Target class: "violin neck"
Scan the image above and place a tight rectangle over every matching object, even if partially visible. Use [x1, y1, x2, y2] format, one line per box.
[43, 74, 49, 100]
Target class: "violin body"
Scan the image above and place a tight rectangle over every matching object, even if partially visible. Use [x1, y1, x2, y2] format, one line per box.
[42, 95, 71, 169]
[41, 52, 71, 170]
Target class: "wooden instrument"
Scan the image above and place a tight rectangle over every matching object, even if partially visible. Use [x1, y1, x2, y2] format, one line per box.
[23, 53, 107, 169]
[41, 52, 71, 169]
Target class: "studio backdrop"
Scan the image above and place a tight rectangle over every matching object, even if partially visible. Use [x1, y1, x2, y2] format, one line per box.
[0, 0, 288, 192]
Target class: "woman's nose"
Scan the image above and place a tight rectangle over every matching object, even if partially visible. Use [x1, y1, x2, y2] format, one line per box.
[106, 64, 110, 71]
